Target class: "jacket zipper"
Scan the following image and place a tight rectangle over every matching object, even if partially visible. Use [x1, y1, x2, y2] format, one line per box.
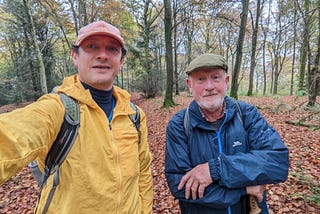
[109, 113, 123, 214]
[217, 110, 233, 214]
[108, 124, 122, 213]
[116, 143, 122, 213]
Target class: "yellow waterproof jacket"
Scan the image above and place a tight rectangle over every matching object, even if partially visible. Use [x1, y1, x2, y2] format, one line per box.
[0, 75, 153, 214]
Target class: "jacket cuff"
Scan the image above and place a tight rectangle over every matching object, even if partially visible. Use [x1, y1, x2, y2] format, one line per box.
[208, 158, 220, 181]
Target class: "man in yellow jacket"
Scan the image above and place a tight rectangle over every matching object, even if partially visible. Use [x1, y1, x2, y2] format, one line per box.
[0, 21, 153, 214]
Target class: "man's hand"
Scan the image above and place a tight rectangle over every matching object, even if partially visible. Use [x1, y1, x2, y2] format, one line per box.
[246, 185, 266, 203]
[178, 163, 213, 200]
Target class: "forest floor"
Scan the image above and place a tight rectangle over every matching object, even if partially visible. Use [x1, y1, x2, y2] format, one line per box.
[0, 93, 319, 214]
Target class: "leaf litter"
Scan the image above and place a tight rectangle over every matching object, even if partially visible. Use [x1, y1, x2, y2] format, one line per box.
[0, 94, 319, 214]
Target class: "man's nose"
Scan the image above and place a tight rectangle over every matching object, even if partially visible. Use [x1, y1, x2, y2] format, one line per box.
[97, 47, 110, 59]
[206, 80, 215, 90]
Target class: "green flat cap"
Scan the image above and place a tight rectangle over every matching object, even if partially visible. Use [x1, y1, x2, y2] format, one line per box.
[186, 53, 228, 74]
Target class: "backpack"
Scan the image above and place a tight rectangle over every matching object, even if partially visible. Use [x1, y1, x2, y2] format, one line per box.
[33, 92, 140, 214]
[183, 101, 261, 214]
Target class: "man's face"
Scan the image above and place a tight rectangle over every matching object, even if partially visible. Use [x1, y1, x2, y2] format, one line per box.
[71, 35, 124, 90]
[186, 68, 229, 112]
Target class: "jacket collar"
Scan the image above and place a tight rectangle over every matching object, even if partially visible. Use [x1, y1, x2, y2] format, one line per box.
[187, 96, 240, 130]
[56, 75, 135, 114]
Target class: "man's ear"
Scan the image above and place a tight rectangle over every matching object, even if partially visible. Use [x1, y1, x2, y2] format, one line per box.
[225, 75, 230, 90]
[120, 57, 125, 67]
[185, 77, 192, 93]
[71, 49, 78, 67]
[225, 75, 230, 84]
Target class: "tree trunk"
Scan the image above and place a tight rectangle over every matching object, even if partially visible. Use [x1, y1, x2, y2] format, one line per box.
[298, 0, 310, 94]
[163, 0, 175, 107]
[24, 0, 48, 94]
[173, 0, 179, 95]
[290, 1, 298, 96]
[247, 0, 262, 96]
[308, 0, 320, 106]
[261, 0, 272, 95]
[78, 0, 88, 26]
[230, 0, 249, 99]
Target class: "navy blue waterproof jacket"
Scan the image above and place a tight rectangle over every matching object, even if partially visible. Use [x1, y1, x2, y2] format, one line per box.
[165, 96, 289, 214]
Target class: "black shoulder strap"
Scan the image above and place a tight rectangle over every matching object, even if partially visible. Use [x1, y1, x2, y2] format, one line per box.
[128, 102, 141, 143]
[44, 93, 80, 176]
[36, 92, 80, 214]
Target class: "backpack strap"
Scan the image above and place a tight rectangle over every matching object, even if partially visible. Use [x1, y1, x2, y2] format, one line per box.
[36, 92, 80, 214]
[183, 107, 190, 137]
[235, 101, 244, 126]
[129, 102, 141, 143]
[43, 93, 80, 177]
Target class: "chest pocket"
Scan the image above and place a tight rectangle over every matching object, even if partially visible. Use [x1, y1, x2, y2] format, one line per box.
[188, 129, 219, 165]
[223, 104, 249, 154]
[112, 115, 140, 177]
[225, 121, 249, 154]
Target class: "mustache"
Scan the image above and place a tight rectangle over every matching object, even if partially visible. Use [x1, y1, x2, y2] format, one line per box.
[203, 92, 217, 97]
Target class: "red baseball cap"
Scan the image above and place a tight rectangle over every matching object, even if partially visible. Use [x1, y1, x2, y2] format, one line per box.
[75, 21, 125, 48]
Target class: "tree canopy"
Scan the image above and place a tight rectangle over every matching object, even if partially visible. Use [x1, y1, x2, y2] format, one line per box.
[0, 0, 319, 106]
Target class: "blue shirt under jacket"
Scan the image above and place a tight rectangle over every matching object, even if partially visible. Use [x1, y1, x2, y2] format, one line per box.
[165, 96, 289, 214]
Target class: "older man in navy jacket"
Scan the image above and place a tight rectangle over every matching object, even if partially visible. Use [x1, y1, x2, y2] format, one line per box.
[165, 53, 289, 214]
